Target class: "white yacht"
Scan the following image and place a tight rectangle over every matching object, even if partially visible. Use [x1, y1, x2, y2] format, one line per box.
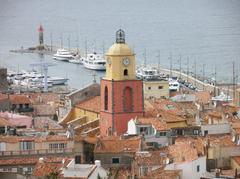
[136, 67, 160, 80]
[53, 49, 74, 61]
[82, 52, 106, 71]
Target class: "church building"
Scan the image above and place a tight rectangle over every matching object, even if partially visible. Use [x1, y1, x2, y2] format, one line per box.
[100, 29, 144, 136]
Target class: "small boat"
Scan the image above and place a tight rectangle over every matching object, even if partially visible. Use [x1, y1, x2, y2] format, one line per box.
[82, 52, 106, 71]
[48, 77, 68, 85]
[53, 49, 74, 62]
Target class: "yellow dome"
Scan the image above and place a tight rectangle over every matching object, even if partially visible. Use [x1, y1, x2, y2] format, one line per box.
[106, 43, 134, 56]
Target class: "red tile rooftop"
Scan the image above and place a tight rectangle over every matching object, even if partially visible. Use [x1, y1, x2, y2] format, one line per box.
[134, 150, 169, 166]
[168, 137, 205, 163]
[194, 91, 211, 104]
[136, 117, 169, 131]
[0, 93, 8, 100]
[208, 111, 222, 119]
[206, 134, 236, 147]
[75, 96, 100, 113]
[143, 168, 182, 179]
[32, 157, 72, 177]
[145, 99, 193, 124]
[0, 117, 13, 127]
[0, 156, 70, 166]
[0, 135, 71, 143]
[0, 157, 38, 166]
[9, 94, 31, 104]
[94, 136, 141, 153]
[231, 156, 240, 166]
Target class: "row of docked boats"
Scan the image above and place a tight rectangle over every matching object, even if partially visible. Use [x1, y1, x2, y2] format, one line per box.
[53, 49, 106, 71]
[136, 66, 180, 91]
[7, 70, 68, 89]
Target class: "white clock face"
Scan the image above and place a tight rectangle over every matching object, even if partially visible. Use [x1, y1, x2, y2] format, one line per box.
[123, 58, 130, 66]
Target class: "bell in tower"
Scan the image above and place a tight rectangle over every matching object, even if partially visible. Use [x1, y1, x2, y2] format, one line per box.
[116, 29, 125, 44]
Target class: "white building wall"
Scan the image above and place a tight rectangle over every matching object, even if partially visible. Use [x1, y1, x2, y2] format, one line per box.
[201, 123, 230, 135]
[165, 156, 206, 179]
[127, 119, 137, 135]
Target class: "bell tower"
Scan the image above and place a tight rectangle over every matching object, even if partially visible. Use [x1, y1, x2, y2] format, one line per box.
[100, 29, 144, 136]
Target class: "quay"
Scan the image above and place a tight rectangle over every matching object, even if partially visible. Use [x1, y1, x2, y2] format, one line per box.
[160, 67, 236, 97]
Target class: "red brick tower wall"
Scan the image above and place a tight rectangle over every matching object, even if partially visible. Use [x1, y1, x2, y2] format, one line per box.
[100, 79, 144, 136]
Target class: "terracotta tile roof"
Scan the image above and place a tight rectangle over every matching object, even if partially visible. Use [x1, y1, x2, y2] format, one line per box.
[144, 168, 182, 179]
[220, 169, 236, 177]
[208, 111, 222, 119]
[145, 99, 192, 124]
[134, 150, 169, 166]
[75, 96, 100, 113]
[207, 134, 235, 147]
[194, 91, 211, 104]
[34, 117, 62, 130]
[0, 117, 13, 127]
[0, 157, 38, 166]
[0, 135, 71, 143]
[169, 137, 205, 163]
[136, 117, 169, 131]
[94, 136, 141, 153]
[0, 93, 8, 100]
[231, 122, 240, 129]
[146, 99, 183, 116]
[27, 92, 60, 104]
[32, 157, 71, 177]
[33, 104, 56, 116]
[231, 156, 240, 166]
[0, 112, 33, 128]
[9, 94, 31, 104]
[109, 167, 132, 179]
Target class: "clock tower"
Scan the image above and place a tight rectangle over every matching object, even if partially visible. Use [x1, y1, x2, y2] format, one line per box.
[100, 29, 144, 136]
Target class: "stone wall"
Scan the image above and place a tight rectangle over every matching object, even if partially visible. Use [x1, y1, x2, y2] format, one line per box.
[66, 83, 100, 107]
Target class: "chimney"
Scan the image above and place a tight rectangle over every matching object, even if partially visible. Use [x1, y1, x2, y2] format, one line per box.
[95, 160, 101, 167]
[215, 169, 221, 178]
[39, 157, 44, 163]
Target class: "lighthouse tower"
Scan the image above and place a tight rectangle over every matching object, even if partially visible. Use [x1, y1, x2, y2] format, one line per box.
[38, 25, 44, 50]
[100, 29, 144, 136]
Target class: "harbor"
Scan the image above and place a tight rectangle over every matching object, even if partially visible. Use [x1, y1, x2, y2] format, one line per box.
[1, 0, 240, 178]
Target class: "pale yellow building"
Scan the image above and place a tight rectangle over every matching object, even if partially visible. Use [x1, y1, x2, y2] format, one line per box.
[0, 135, 74, 156]
[143, 80, 169, 99]
[59, 96, 100, 135]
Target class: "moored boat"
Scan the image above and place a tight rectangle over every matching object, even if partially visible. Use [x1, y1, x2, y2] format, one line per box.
[53, 49, 74, 62]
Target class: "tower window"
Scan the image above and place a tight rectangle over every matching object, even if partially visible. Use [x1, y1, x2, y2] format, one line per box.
[124, 69, 128, 76]
[123, 86, 133, 112]
[104, 86, 108, 111]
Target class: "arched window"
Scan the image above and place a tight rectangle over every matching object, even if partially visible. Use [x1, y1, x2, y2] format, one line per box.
[104, 86, 108, 111]
[123, 86, 133, 112]
[124, 69, 128, 76]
